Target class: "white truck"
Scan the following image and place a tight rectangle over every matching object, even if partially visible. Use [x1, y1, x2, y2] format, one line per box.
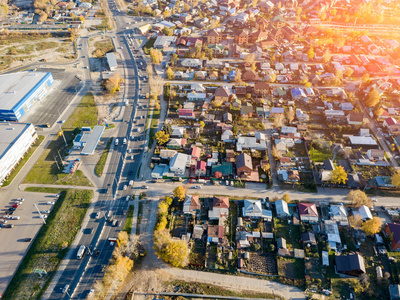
[77, 245, 86, 259]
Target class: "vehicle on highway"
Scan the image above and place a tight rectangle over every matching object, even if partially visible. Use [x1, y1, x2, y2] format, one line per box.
[62, 284, 69, 293]
[95, 211, 101, 219]
[127, 148, 132, 153]
[141, 185, 149, 189]
[115, 138, 119, 146]
[24, 238, 32, 242]
[106, 211, 112, 220]
[194, 185, 202, 189]
[17, 198, 25, 202]
[112, 219, 118, 227]
[130, 155, 134, 160]
[372, 198, 378, 202]
[41, 210, 50, 214]
[77, 245, 86, 259]
[47, 201, 55, 205]
[12, 216, 20, 220]
[126, 195, 130, 201]
[110, 241, 115, 246]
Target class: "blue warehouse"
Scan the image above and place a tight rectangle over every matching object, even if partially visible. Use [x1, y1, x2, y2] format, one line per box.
[0, 71, 53, 121]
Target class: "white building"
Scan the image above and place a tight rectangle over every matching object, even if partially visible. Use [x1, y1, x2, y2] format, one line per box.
[106, 52, 117, 71]
[169, 153, 191, 176]
[242, 199, 272, 221]
[0, 122, 37, 184]
[236, 133, 267, 151]
[275, 199, 290, 218]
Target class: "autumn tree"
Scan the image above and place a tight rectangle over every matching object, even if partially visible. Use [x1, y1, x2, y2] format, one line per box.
[361, 73, 370, 85]
[244, 53, 255, 63]
[235, 69, 243, 84]
[199, 121, 205, 128]
[285, 109, 295, 124]
[331, 165, 347, 185]
[347, 190, 372, 208]
[155, 130, 169, 145]
[104, 73, 121, 94]
[161, 239, 189, 267]
[362, 217, 382, 236]
[282, 193, 290, 203]
[171, 53, 178, 66]
[273, 113, 285, 128]
[307, 47, 315, 60]
[173, 185, 186, 201]
[166, 67, 175, 80]
[348, 214, 363, 229]
[365, 88, 380, 107]
[149, 48, 162, 64]
[373, 105, 384, 117]
[271, 146, 280, 160]
[391, 170, 400, 188]
[344, 67, 354, 78]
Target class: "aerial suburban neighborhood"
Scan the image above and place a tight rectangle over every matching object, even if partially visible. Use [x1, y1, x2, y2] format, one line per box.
[1, 0, 400, 299]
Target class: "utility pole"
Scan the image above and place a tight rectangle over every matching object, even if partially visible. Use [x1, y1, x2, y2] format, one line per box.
[58, 125, 68, 147]
[53, 154, 61, 170]
[33, 204, 46, 225]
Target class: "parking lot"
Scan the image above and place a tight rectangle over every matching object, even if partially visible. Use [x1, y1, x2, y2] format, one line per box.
[0, 191, 59, 294]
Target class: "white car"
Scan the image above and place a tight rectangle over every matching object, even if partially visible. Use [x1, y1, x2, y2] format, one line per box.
[123, 185, 127, 190]
[42, 215, 48, 219]
[126, 195, 130, 201]
[129, 180, 134, 186]
[0, 219, 7, 223]
[47, 201, 55, 205]
[3, 215, 12, 219]
[372, 198, 378, 202]
[17, 198, 25, 202]
[95, 211, 101, 219]
[88, 289, 95, 297]
[54, 194, 60, 198]
[194, 185, 202, 189]
[11, 216, 20, 220]
[41, 210, 50, 214]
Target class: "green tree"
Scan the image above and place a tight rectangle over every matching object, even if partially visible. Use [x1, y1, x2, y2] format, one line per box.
[362, 217, 382, 236]
[155, 130, 169, 145]
[331, 165, 347, 185]
[173, 185, 186, 201]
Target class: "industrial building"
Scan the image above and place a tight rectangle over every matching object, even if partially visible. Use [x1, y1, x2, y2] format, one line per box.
[0, 122, 37, 185]
[73, 126, 105, 155]
[106, 52, 117, 71]
[0, 71, 53, 121]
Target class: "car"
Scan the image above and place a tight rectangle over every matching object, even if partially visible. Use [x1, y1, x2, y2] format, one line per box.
[142, 115, 145, 119]
[129, 180, 134, 186]
[110, 241, 115, 246]
[17, 198, 25, 202]
[112, 219, 118, 227]
[372, 198, 378, 202]
[3, 215, 11, 219]
[62, 284, 69, 293]
[141, 185, 149, 189]
[127, 149, 132, 153]
[7, 211, 14, 215]
[41, 210, 50, 214]
[194, 185, 202, 189]
[5, 224, 13, 228]
[11, 216, 20, 220]
[54, 194, 60, 198]
[130, 155, 134, 160]
[47, 201, 55, 205]
[0, 223, 4, 228]
[0, 219, 7, 223]
[88, 289, 95, 297]
[12, 204, 19, 208]
[42, 215, 48, 219]
[126, 195, 130, 201]
[123, 185, 127, 190]
[95, 211, 101, 219]
[9, 207, 16, 211]
[226, 180, 229, 186]
[93, 250, 100, 257]
[14, 200, 22, 205]
[24, 238, 32, 242]
[230, 181, 234, 186]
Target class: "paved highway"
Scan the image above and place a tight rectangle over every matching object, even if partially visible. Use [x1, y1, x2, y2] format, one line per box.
[46, 2, 151, 298]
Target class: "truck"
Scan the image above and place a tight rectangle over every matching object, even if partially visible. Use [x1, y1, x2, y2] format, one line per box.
[77, 245, 86, 259]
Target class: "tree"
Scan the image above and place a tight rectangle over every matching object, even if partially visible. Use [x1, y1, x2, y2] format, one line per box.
[373, 105, 384, 117]
[199, 121, 205, 128]
[285, 109, 295, 124]
[307, 47, 315, 60]
[162, 27, 173, 36]
[361, 73, 370, 85]
[365, 88, 380, 107]
[271, 146, 280, 160]
[104, 73, 121, 94]
[391, 171, 400, 188]
[344, 67, 354, 78]
[362, 217, 382, 236]
[235, 69, 243, 84]
[166, 67, 175, 80]
[155, 130, 169, 145]
[161, 239, 188, 267]
[171, 53, 178, 66]
[183, 2, 190, 11]
[331, 165, 347, 185]
[348, 214, 363, 229]
[149, 48, 162, 64]
[273, 113, 285, 128]
[163, 122, 173, 136]
[173, 185, 186, 201]
[282, 193, 290, 203]
[244, 53, 255, 63]
[347, 190, 372, 207]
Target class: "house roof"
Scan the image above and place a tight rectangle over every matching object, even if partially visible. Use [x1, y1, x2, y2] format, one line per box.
[297, 203, 318, 217]
[211, 162, 233, 176]
[302, 231, 316, 244]
[335, 253, 366, 274]
[389, 284, 400, 300]
[192, 146, 201, 158]
[236, 152, 252, 170]
[387, 223, 400, 245]
[255, 82, 269, 90]
[385, 117, 397, 126]
[236, 30, 248, 37]
[207, 29, 220, 37]
[215, 86, 230, 98]
[208, 225, 224, 239]
[196, 160, 206, 171]
[275, 199, 289, 215]
[213, 196, 229, 209]
[348, 112, 364, 122]
[178, 108, 194, 117]
[323, 159, 335, 171]
[183, 194, 201, 213]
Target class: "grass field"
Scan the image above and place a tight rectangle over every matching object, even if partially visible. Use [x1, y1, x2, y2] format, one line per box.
[92, 37, 114, 57]
[123, 205, 134, 235]
[95, 138, 112, 177]
[3, 189, 93, 300]
[2, 135, 44, 187]
[23, 93, 97, 186]
[309, 148, 333, 162]
[24, 187, 68, 194]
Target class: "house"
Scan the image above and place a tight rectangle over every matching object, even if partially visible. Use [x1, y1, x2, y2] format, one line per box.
[234, 30, 248, 44]
[301, 232, 316, 246]
[256, 17, 269, 31]
[214, 86, 230, 102]
[169, 153, 190, 175]
[277, 237, 287, 249]
[324, 220, 342, 250]
[240, 103, 254, 118]
[242, 199, 272, 221]
[223, 112, 233, 124]
[207, 225, 224, 243]
[297, 203, 319, 223]
[159, 149, 177, 160]
[354, 205, 373, 221]
[178, 109, 195, 119]
[171, 126, 185, 138]
[330, 204, 348, 224]
[325, 110, 345, 119]
[254, 82, 269, 96]
[236, 153, 252, 177]
[251, 30, 269, 43]
[250, 45, 263, 59]
[348, 136, 378, 147]
[384, 117, 397, 128]
[347, 112, 364, 125]
[194, 160, 206, 176]
[389, 284, 400, 300]
[181, 58, 202, 68]
[335, 253, 366, 276]
[275, 199, 290, 218]
[236, 134, 267, 151]
[339, 102, 354, 111]
[207, 29, 221, 44]
[296, 109, 309, 121]
[183, 195, 200, 215]
[191, 146, 201, 160]
[221, 129, 234, 143]
[384, 223, 400, 251]
[366, 149, 385, 161]
[242, 70, 259, 82]
[320, 159, 334, 182]
[167, 138, 186, 149]
[208, 196, 229, 220]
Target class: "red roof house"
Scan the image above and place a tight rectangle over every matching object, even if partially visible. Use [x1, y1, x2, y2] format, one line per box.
[385, 223, 400, 251]
[297, 203, 319, 223]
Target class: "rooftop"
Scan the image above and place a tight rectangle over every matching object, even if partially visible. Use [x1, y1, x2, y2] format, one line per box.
[0, 122, 33, 159]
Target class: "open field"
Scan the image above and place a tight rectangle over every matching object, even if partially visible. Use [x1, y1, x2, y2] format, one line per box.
[95, 138, 112, 177]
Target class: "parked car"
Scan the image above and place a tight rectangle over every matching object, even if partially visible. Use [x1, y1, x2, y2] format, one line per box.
[3, 215, 11, 219]
[95, 211, 101, 219]
[94, 250, 100, 257]
[17, 198, 24, 202]
[372, 198, 378, 202]
[12, 204, 19, 208]
[24, 238, 32, 242]
[0, 219, 6, 223]
[123, 185, 127, 190]
[62, 284, 69, 293]
[47, 201, 55, 205]
[194, 185, 202, 189]
[42, 215, 48, 219]
[5, 224, 13, 228]
[141, 185, 148, 189]
[11, 216, 20, 220]
[8, 207, 16, 212]
[41, 210, 50, 214]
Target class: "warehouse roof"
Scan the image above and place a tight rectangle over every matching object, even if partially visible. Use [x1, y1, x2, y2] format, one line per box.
[0, 72, 51, 111]
[0, 122, 33, 159]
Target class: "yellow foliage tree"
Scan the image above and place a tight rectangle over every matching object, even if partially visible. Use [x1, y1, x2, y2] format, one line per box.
[273, 113, 285, 128]
[173, 185, 186, 201]
[391, 171, 400, 188]
[365, 88, 380, 107]
[331, 165, 347, 185]
[166, 67, 175, 79]
[155, 130, 169, 145]
[362, 217, 382, 236]
[104, 73, 121, 94]
[347, 190, 372, 208]
[161, 239, 188, 267]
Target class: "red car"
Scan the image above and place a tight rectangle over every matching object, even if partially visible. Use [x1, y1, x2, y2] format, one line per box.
[12, 204, 19, 208]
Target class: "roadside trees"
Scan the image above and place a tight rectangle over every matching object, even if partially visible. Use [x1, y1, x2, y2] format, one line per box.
[173, 185, 186, 201]
[155, 130, 169, 145]
[362, 217, 382, 236]
[391, 171, 400, 188]
[347, 190, 372, 207]
[104, 73, 121, 94]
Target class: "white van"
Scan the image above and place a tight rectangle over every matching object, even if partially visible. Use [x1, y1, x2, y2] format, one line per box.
[123, 138, 127, 145]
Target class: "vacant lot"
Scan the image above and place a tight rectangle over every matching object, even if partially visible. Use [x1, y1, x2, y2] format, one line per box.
[3, 189, 92, 300]
[91, 36, 114, 57]
[23, 93, 97, 186]
[277, 257, 305, 279]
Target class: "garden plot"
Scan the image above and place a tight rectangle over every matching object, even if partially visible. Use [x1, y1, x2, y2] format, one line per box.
[247, 253, 278, 275]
